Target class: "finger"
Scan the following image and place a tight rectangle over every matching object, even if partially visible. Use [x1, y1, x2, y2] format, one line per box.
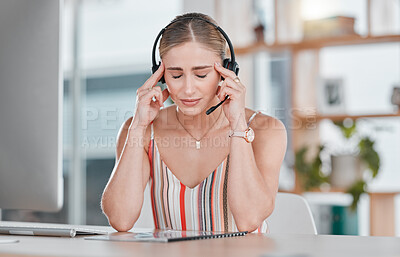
[158, 88, 164, 107]
[224, 77, 245, 91]
[217, 80, 227, 101]
[137, 85, 159, 99]
[217, 78, 243, 101]
[143, 62, 165, 89]
[141, 86, 161, 106]
[151, 86, 163, 107]
[136, 87, 150, 98]
[214, 62, 237, 80]
[218, 83, 241, 101]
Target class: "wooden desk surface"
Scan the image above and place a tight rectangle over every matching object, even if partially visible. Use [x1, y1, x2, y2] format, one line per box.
[0, 222, 400, 257]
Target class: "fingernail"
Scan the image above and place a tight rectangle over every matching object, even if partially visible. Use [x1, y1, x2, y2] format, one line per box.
[215, 62, 221, 67]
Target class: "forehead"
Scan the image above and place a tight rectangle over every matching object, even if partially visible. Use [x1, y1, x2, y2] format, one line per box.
[162, 41, 220, 66]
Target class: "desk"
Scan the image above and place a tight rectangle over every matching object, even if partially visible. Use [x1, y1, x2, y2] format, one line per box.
[0, 222, 400, 257]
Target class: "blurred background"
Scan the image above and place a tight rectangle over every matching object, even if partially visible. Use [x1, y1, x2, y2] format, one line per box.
[2, 0, 399, 237]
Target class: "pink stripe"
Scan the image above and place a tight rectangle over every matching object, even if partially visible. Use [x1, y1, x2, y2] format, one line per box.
[163, 163, 171, 228]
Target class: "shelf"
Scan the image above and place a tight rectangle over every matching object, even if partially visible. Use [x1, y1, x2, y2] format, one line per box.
[235, 34, 400, 55]
[293, 111, 400, 123]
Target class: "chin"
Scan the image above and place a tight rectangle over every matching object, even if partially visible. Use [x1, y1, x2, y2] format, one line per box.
[177, 104, 204, 116]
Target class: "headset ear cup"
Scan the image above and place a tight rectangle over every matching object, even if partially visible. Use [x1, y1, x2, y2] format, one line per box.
[232, 62, 239, 75]
[222, 59, 232, 80]
[223, 58, 230, 70]
[160, 76, 165, 84]
[152, 61, 165, 84]
[222, 59, 239, 76]
[152, 64, 159, 74]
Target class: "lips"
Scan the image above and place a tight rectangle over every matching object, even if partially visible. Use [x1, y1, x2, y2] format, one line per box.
[181, 98, 201, 106]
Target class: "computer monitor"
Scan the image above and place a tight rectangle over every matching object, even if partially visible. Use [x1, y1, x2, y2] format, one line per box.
[0, 0, 63, 213]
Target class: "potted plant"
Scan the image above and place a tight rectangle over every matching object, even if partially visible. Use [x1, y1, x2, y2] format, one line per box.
[294, 118, 380, 211]
[333, 119, 380, 210]
[295, 145, 329, 191]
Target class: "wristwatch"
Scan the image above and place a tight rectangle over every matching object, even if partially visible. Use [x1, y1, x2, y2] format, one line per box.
[229, 127, 255, 143]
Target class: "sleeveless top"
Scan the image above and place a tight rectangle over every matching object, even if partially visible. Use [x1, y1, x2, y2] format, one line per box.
[147, 110, 268, 233]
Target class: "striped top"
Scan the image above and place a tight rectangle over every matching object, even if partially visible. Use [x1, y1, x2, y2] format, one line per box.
[147, 110, 268, 233]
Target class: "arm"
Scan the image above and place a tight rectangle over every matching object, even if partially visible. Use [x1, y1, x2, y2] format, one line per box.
[100, 117, 151, 232]
[101, 62, 167, 232]
[213, 62, 287, 232]
[227, 114, 287, 232]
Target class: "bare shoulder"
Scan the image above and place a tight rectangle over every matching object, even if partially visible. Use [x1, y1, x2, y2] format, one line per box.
[245, 108, 287, 143]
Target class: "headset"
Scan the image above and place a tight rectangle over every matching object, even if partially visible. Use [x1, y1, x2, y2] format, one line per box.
[151, 16, 239, 84]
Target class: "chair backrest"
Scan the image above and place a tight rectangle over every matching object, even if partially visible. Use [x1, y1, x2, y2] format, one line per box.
[266, 192, 317, 235]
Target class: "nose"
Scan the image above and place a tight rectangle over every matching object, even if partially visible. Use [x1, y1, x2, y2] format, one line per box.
[183, 76, 196, 96]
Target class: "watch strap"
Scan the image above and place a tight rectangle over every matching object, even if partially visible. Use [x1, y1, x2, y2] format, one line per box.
[229, 130, 246, 137]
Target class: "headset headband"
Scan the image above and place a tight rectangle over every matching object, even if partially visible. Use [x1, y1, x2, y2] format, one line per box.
[151, 16, 236, 73]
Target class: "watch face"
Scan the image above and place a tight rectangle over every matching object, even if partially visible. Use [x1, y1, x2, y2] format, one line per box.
[246, 128, 255, 142]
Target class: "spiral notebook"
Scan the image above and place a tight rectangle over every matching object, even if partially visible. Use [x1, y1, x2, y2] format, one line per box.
[85, 230, 247, 243]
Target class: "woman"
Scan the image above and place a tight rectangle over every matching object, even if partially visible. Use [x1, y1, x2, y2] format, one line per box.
[101, 13, 287, 233]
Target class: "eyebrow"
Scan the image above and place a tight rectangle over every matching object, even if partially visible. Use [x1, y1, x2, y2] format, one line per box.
[166, 65, 213, 71]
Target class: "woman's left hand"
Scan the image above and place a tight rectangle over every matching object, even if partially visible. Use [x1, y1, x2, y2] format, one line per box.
[214, 62, 247, 130]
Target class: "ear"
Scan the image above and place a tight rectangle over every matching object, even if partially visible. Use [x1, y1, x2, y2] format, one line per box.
[162, 88, 170, 101]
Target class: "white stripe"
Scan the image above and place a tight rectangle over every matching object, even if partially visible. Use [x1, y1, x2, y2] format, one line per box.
[204, 178, 210, 231]
[167, 168, 176, 229]
[174, 180, 181, 230]
[190, 188, 195, 230]
[214, 163, 222, 231]
[154, 144, 165, 228]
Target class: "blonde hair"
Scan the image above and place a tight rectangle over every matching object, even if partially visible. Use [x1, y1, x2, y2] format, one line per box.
[159, 13, 226, 61]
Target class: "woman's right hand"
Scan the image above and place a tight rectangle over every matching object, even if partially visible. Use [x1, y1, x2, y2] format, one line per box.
[131, 62, 169, 129]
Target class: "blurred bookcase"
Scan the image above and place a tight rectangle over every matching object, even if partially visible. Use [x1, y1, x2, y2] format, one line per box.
[237, 0, 400, 236]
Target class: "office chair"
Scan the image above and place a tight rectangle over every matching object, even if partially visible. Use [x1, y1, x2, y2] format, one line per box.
[266, 192, 318, 235]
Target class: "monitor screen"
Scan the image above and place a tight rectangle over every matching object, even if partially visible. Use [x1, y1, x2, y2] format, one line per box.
[0, 0, 63, 212]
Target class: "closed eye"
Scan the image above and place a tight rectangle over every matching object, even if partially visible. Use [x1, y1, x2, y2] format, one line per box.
[196, 74, 207, 78]
[172, 75, 182, 79]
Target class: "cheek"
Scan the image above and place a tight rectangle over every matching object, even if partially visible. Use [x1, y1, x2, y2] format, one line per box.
[207, 72, 220, 90]
[199, 74, 220, 95]
[165, 84, 178, 100]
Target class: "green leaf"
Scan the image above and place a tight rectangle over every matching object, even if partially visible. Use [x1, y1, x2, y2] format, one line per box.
[294, 145, 328, 191]
[334, 120, 356, 139]
[358, 137, 380, 177]
[346, 180, 366, 212]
